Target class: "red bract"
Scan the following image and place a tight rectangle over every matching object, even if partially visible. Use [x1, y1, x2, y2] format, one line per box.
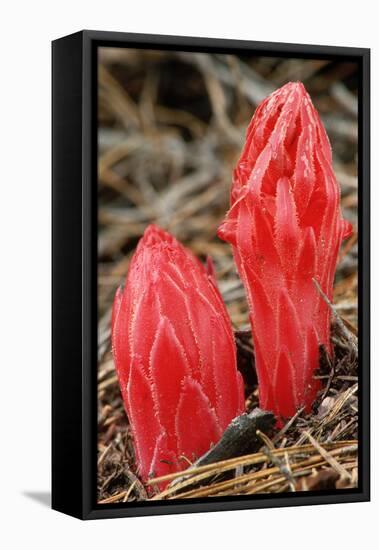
[218, 82, 352, 422]
[112, 225, 245, 485]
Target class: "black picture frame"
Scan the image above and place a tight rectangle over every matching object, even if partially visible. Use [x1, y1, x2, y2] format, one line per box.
[52, 30, 370, 520]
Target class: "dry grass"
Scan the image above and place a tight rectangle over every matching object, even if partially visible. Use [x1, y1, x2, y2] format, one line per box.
[97, 49, 358, 503]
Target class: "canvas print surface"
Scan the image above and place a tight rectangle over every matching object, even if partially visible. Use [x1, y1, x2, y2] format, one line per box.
[97, 47, 359, 504]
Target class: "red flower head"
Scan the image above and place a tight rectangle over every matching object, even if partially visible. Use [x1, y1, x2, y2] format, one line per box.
[112, 225, 245, 485]
[218, 82, 352, 422]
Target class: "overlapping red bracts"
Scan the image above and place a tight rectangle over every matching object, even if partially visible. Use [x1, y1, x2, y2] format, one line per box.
[218, 82, 352, 422]
[112, 225, 245, 484]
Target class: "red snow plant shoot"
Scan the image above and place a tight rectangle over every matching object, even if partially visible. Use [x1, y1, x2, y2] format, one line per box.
[112, 225, 244, 484]
[218, 82, 352, 423]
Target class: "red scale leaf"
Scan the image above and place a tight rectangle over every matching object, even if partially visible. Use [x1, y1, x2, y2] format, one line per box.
[130, 285, 161, 376]
[275, 176, 300, 275]
[292, 227, 318, 331]
[252, 335, 276, 411]
[277, 289, 304, 389]
[111, 286, 132, 401]
[157, 272, 201, 379]
[274, 350, 298, 421]
[150, 317, 191, 442]
[245, 265, 277, 368]
[175, 377, 221, 463]
[148, 433, 180, 490]
[210, 317, 243, 429]
[127, 359, 162, 481]
[293, 124, 316, 215]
